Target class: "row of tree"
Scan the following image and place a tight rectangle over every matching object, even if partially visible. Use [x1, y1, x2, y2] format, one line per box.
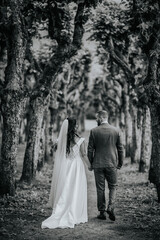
[89, 0, 160, 201]
[0, 0, 96, 195]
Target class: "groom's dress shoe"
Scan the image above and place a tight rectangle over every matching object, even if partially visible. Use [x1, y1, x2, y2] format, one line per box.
[97, 211, 106, 220]
[106, 208, 116, 221]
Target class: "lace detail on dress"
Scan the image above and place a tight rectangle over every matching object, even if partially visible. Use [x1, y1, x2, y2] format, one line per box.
[66, 138, 85, 161]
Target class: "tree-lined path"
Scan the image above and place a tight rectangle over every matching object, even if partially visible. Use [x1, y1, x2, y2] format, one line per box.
[0, 125, 160, 240]
[0, 0, 160, 239]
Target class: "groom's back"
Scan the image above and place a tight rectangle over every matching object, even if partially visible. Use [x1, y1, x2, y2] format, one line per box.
[90, 123, 121, 168]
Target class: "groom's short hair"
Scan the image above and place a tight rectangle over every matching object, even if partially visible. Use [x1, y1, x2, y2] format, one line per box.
[97, 110, 108, 119]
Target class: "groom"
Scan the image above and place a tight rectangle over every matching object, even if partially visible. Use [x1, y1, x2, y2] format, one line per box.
[88, 110, 124, 221]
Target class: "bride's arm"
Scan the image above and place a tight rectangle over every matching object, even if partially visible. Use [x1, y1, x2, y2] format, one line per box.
[80, 141, 92, 169]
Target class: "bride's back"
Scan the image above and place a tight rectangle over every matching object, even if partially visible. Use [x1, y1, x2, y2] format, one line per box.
[67, 137, 84, 161]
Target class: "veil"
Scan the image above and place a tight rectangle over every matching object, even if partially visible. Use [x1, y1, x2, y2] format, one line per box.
[48, 119, 68, 210]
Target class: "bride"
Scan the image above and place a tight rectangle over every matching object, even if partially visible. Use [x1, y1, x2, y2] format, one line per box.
[41, 118, 91, 229]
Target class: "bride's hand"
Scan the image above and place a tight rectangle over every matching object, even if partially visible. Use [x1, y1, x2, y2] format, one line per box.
[53, 142, 57, 151]
[88, 166, 93, 171]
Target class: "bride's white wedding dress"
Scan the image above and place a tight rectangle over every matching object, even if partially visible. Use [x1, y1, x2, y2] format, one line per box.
[41, 137, 88, 229]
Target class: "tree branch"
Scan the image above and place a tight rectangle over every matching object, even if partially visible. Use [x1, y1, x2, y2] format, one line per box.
[31, 1, 86, 101]
[108, 96, 120, 106]
[67, 78, 82, 94]
[108, 37, 135, 88]
[0, 79, 4, 87]
[72, 2, 85, 48]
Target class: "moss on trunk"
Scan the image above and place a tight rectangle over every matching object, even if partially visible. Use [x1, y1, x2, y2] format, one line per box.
[130, 104, 139, 164]
[139, 107, 151, 172]
[0, 93, 24, 195]
[0, 0, 27, 196]
[20, 99, 44, 183]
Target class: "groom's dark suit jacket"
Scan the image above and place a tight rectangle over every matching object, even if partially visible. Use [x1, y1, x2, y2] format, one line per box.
[88, 123, 124, 169]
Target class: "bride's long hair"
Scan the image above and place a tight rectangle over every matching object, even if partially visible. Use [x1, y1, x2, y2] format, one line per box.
[66, 118, 79, 154]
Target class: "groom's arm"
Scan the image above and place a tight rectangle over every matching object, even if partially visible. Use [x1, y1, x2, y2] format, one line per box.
[87, 130, 95, 165]
[116, 131, 124, 169]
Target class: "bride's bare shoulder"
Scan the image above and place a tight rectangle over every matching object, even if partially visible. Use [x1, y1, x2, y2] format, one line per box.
[75, 136, 81, 141]
[74, 136, 82, 144]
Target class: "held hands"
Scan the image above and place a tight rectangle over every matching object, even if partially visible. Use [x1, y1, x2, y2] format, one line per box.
[52, 139, 58, 152]
[88, 165, 93, 171]
[53, 142, 58, 151]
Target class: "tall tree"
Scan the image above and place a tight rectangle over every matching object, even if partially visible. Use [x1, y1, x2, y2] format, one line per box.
[0, 0, 28, 195]
[139, 106, 151, 172]
[0, 0, 99, 195]
[127, 0, 160, 201]
[20, 0, 97, 183]
[90, 0, 151, 165]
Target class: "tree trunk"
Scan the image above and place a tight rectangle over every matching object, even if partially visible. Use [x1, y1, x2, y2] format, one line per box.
[139, 107, 151, 172]
[156, 184, 160, 203]
[139, 108, 147, 172]
[37, 115, 45, 171]
[44, 109, 51, 163]
[0, 95, 24, 195]
[79, 109, 85, 133]
[143, 31, 160, 201]
[123, 84, 131, 157]
[149, 105, 160, 202]
[19, 119, 26, 144]
[0, 0, 27, 195]
[20, 99, 44, 183]
[130, 104, 140, 164]
[20, 2, 86, 183]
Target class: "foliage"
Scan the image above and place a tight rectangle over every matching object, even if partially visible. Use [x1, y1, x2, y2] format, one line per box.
[123, 0, 160, 53]
[90, 0, 130, 53]
[51, 49, 92, 121]
[123, 0, 160, 109]
[88, 0, 150, 110]
[0, 0, 99, 92]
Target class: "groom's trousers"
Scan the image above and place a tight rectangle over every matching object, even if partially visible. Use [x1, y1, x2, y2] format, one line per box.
[94, 167, 117, 212]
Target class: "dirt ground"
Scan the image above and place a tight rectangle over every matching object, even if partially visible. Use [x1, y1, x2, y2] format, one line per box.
[1, 160, 160, 240]
[0, 128, 160, 240]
